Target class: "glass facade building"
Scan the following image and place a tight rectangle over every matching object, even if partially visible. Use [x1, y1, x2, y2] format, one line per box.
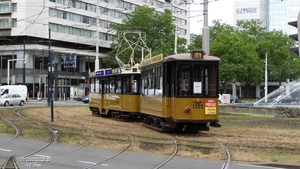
[234, 0, 300, 34]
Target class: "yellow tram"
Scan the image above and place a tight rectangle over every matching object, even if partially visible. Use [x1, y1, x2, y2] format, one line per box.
[89, 51, 221, 132]
[89, 65, 141, 119]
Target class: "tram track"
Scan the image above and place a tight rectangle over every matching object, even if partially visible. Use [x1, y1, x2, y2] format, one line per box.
[13, 110, 59, 158]
[19, 109, 97, 159]
[214, 138, 231, 169]
[0, 109, 97, 168]
[0, 111, 20, 147]
[152, 135, 180, 169]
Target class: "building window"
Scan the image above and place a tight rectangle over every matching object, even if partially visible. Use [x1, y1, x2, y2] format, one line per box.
[72, 13, 81, 22]
[61, 11, 69, 19]
[12, 18, 17, 27]
[0, 2, 10, 13]
[0, 18, 9, 28]
[49, 8, 58, 17]
[60, 25, 70, 34]
[12, 3, 17, 12]
[82, 16, 90, 24]
[72, 27, 81, 36]
[49, 23, 59, 32]
[83, 29, 91, 37]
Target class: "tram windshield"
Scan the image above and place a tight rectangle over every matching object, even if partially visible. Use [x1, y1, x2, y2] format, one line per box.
[178, 64, 218, 97]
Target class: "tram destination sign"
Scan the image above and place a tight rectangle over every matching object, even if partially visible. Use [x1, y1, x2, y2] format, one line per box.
[63, 53, 77, 68]
[142, 53, 163, 66]
[191, 50, 204, 59]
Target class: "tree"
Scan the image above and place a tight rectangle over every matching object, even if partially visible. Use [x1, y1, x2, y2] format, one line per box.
[188, 35, 202, 50]
[104, 6, 186, 68]
[256, 30, 300, 86]
[210, 20, 263, 97]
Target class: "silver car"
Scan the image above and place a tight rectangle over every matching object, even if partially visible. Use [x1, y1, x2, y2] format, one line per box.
[0, 94, 26, 106]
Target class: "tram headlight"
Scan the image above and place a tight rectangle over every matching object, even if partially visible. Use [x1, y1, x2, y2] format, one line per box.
[185, 107, 191, 113]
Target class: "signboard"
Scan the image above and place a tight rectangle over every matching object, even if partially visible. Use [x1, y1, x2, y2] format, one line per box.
[191, 50, 204, 59]
[221, 94, 230, 104]
[63, 53, 77, 68]
[142, 54, 163, 66]
[205, 99, 217, 115]
[193, 82, 202, 94]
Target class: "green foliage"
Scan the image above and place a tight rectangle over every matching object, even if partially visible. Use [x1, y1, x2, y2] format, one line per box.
[104, 6, 187, 68]
[188, 35, 202, 50]
[191, 19, 300, 97]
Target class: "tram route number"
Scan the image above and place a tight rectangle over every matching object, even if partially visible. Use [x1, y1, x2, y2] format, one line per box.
[193, 102, 203, 109]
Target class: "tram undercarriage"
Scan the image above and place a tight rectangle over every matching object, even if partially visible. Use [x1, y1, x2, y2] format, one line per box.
[140, 114, 214, 133]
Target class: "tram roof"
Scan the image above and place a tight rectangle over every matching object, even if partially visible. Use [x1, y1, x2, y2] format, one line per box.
[164, 53, 220, 62]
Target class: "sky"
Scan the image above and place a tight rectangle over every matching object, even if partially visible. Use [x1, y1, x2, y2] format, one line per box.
[190, 0, 234, 34]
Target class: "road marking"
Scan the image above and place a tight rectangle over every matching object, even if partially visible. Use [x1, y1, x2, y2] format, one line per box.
[78, 161, 109, 166]
[0, 148, 12, 152]
[78, 161, 97, 165]
[34, 154, 50, 158]
[239, 164, 285, 169]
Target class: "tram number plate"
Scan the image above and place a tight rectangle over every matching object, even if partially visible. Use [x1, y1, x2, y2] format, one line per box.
[193, 103, 203, 109]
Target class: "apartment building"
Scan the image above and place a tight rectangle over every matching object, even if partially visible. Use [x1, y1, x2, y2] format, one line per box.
[0, 0, 190, 99]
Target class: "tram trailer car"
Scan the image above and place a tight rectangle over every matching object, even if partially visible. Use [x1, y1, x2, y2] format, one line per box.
[89, 51, 221, 132]
[89, 67, 141, 119]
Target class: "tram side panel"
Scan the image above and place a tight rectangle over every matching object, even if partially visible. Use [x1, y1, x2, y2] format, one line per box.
[140, 95, 164, 117]
[101, 93, 140, 116]
[89, 92, 103, 115]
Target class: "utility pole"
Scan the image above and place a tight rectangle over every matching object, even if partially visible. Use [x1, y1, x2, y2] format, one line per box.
[174, 24, 178, 54]
[23, 40, 26, 85]
[202, 0, 209, 56]
[48, 28, 54, 122]
[95, 0, 99, 70]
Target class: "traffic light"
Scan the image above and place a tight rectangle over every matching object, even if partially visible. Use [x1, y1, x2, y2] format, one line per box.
[41, 78, 43, 84]
[24, 54, 29, 64]
[288, 11, 300, 56]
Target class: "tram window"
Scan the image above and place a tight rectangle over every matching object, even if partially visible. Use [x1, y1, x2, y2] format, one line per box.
[179, 66, 190, 96]
[131, 75, 139, 94]
[104, 78, 109, 93]
[193, 65, 204, 96]
[116, 77, 122, 93]
[123, 77, 129, 94]
[142, 78, 148, 95]
[95, 78, 100, 93]
[147, 77, 154, 95]
[99, 78, 102, 94]
[155, 76, 162, 96]
[110, 78, 115, 93]
[205, 65, 218, 96]
[90, 78, 95, 93]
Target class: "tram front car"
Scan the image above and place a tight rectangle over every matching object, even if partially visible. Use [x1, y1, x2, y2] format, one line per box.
[140, 51, 221, 132]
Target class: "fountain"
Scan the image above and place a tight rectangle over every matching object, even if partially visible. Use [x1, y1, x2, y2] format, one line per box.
[253, 81, 300, 108]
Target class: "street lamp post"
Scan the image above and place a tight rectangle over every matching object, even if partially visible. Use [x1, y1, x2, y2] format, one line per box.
[265, 53, 268, 103]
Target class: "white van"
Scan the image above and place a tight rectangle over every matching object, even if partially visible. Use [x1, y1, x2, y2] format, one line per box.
[0, 85, 28, 101]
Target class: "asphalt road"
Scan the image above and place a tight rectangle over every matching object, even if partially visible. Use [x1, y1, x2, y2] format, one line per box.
[0, 134, 288, 169]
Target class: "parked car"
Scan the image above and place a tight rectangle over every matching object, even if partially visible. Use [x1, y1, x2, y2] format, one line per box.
[0, 94, 26, 106]
[74, 95, 85, 101]
[273, 94, 293, 103]
[230, 95, 239, 103]
[82, 95, 89, 103]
